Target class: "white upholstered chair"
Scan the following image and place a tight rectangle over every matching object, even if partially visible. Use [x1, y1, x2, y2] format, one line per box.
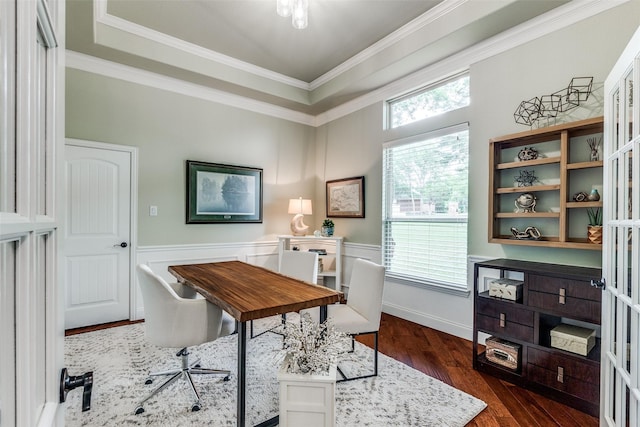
[134, 264, 235, 414]
[250, 250, 319, 338]
[302, 258, 385, 382]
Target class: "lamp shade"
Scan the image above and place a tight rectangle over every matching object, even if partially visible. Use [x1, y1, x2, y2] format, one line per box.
[288, 198, 312, 215]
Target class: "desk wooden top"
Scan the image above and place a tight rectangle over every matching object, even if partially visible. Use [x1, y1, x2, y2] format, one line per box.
[168, 261, 343, 322]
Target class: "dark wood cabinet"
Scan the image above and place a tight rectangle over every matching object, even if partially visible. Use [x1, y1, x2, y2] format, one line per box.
[473, 258, 602, 416]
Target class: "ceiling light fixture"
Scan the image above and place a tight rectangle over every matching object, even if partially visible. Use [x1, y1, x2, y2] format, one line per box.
[277, 0, 308, 30]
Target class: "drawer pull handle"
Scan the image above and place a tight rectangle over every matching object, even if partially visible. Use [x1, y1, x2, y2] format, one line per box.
[557, 366, 564, 383]
[559, 288, 566, 305]
[499, 313, 506, 328]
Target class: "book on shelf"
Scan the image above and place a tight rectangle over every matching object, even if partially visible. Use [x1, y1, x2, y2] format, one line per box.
[308, 249, 327, 255]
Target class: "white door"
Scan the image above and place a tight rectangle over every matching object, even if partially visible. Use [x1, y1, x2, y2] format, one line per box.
[601, 25, 640, 427]
[1, 0, 65, 425]
[64, 142, 133, 329]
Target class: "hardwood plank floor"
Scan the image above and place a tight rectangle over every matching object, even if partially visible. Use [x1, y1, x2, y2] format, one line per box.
[66, 313, 598, 426]
[357, 313, 599, 427]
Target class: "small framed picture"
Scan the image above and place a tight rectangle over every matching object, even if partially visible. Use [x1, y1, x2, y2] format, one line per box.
[326, 176, 365, 218]
[186, 160, 263, 223]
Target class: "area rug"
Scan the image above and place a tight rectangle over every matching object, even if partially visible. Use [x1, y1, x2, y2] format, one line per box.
[65, 318, 486, 426]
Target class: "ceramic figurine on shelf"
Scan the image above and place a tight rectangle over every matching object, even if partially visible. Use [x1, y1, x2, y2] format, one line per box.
[511, 226, 542, 240]
[515, 193, 537, 213]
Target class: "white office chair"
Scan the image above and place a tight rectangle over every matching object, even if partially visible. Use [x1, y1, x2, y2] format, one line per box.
[302, 258, 385, 382]
[250, 250, 319, 338]
[134, 264, 235, 414]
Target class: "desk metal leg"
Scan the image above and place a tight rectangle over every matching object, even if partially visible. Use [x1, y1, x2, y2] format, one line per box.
[237, 321, 246, 426]
[320, 305, 328, 323]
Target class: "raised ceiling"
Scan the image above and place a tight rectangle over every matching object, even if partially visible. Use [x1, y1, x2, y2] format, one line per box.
[67, 0, 578, 117]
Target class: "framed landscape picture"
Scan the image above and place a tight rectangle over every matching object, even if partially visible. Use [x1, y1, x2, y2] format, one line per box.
[326, 176, 365, 218]
[186, 160, 263, 223]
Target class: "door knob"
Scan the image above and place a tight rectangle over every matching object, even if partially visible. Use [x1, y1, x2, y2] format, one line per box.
[591, 277, 606, 289]
[60, 368, 93, 412]
[113, 242, 128, 248]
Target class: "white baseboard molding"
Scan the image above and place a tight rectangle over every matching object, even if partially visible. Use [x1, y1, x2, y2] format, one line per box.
[382, 302, 473, 341]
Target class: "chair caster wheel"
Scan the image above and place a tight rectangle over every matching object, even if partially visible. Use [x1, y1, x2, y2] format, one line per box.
[145, 378, 153, 385]
[194, 364, 201, 368]
[191, 403, 201, 412]
[223, 375, 230, 381]
[134, 406, 145, 415]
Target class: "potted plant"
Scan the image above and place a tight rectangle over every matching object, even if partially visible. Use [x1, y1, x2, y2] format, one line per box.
[321, 219, 334, 237]
[277, 313, 349, 427]
[586, 207, 603, 244]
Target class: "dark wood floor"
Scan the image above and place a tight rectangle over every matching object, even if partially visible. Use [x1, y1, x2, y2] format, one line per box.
[66, 313, 598, 426]
[357, 314, 598, 427]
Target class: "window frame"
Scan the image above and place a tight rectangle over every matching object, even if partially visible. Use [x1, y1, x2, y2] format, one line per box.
[387, 72, 470, 130]
[383, 73, 470, 296]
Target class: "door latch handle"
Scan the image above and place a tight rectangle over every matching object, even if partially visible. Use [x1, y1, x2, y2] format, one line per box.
[60, 368, 93, 412]
[591, 277, 606, 289]
[113, 242, 128, 248]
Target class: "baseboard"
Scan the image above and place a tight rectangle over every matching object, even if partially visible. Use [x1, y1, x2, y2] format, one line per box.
[382, 302, 473, 341]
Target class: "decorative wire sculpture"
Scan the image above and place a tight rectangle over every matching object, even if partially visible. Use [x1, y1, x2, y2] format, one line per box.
[514, 170, 539, 187]
[514, 77, 593, 127]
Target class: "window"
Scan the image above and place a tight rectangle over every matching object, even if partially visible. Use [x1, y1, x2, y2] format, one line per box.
[388, 74, 469, 129]
[384, 74, 470, 293]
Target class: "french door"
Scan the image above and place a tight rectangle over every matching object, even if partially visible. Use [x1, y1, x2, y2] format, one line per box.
[0, 0, 65, 426]
[601, 25, 640, 427]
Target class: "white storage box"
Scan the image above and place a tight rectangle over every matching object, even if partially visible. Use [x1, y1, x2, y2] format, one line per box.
[278, 362, 337, 427]
[550, 324, 596, 356]
[488, 278, 523, 301]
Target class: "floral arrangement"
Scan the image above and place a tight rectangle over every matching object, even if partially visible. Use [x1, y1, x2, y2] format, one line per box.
[281, 312, 350, 375]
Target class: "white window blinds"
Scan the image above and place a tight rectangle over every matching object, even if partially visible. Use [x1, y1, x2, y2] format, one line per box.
[382, 124, 469, 291]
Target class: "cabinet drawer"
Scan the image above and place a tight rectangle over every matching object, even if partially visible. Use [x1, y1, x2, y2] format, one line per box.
[527, 274, 601, 323]
[528, 348, 599, 402]
[476, 298, 534, 342]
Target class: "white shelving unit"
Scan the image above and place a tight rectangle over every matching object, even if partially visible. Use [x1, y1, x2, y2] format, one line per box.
[278, 235, 344, 291]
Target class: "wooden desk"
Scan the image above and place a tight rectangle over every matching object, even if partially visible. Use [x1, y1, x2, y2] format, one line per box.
[168, 261, 343, 427]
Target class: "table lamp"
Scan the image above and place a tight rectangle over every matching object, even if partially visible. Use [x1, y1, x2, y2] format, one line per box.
[288, 197, 312, 235]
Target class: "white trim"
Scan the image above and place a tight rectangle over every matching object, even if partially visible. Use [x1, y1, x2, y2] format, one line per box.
[315, 0, 631, 126]
[65, 51, 316, 127]
[67, 1, 628, 127]
[93, 0, 309, 91]
[383, 122, 469, 149]
[309, 0, 468, 90]
[383, 301, 472, 340]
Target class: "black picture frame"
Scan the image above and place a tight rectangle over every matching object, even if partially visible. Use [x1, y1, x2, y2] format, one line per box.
[186, 160, 263, 224]
[326, 176, 365, 218]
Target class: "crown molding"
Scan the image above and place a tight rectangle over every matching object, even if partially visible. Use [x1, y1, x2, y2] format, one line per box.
[94, 0, 310, 90]
[314, 0, 630, 126]
[308, 0, 468, 90]
[66, 50, 316, 126]
[73, 0, 629, 128]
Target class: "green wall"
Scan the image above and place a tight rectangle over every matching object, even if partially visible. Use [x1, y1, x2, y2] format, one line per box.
[317, 2, 640, 267]
[66, 2, 640, 266]
[66, 69, 316, 245]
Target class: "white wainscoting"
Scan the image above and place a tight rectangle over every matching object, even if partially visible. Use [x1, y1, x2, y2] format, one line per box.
[134, 240, 382, 321]
[135, 242, 491, 342]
